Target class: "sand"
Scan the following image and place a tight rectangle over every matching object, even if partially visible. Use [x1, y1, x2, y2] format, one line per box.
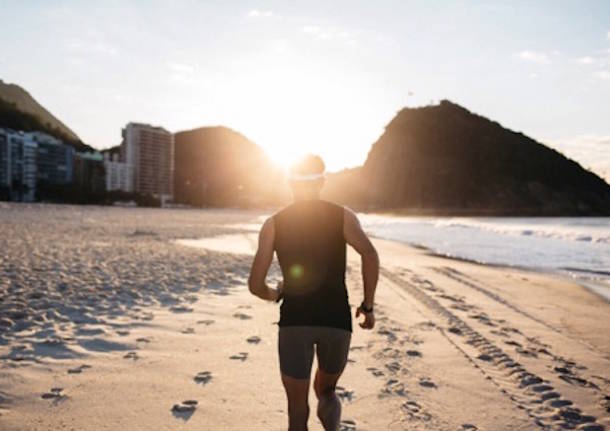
[0, 203, 608, 430]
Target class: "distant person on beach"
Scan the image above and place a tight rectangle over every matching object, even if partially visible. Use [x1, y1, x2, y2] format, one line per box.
[249, 154, 380, 431]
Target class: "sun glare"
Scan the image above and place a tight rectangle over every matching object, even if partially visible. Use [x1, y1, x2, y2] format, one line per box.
[222, 58, 370, 174]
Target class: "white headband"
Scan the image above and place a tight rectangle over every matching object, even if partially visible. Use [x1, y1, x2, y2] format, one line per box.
[288, 172, 325, 182]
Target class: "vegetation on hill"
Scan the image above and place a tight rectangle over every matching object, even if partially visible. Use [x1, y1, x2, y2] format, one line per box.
[352, 100, 610, 215]
[0, 79, 79, 138]
[0, 99, 91, 152]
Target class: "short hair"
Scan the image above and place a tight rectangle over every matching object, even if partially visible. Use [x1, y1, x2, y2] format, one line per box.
[289, 154, 325, 177]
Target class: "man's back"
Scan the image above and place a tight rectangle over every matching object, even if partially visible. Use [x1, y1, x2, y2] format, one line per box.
[273, 199, 351, 331]
[247, 154, 378, 431]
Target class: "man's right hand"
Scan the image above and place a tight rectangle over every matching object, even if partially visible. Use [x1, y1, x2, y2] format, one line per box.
[355, 306, 375, 329]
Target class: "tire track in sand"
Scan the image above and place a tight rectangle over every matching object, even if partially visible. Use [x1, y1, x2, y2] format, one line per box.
[380, 267, 606, 431]
[432, 266, 609, 360]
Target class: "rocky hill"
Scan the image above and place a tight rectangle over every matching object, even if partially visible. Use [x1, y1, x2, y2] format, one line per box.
[0, 79, 92, 152]
[337, 100, 610, 215]
[174, 126, 285, 207]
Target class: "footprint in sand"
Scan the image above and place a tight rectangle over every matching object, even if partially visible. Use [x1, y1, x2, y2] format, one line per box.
[247, 336, 261, 344]
[504, 340, 521, 347]
[136, 337, 151, 343]
[406, 350, 422, 357]
[402, 400, 432, 421]
[229, 352, 248, 361]
[196, 319, 215, 326]
[172, 400, 198, 418]
[194, 371, 212, 385]
[601, 395, 610, 413]
[477, 353, 493, 362]
[170, 305, 194, 313]
[402, 400, 421, 413]
[41, 387, 67, 401]
[116, 330, 130, 336]
[233, 312, 252, 320]
[339, 419, 356, 430]
[419, 378, 436, 389]
[335, 386, 354, 402]
[237, 305, 252, 309]
[123, 351, 139, 360]
[366, 367, 384, 377]
[383, 379, 407, 397]
[516, 347, 538, 358]
[461, 424, 478, 430]
[181, 327, 195, 334]
[385, 361, 401, 373]
[448, 326, 463, 335]
[67, 364, 92, 374]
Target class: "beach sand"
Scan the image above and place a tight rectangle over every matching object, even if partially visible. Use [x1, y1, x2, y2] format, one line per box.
[0, 203, 608, 430]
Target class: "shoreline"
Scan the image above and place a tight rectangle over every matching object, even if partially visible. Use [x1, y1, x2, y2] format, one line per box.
[173, 224, 610, 304]
[394, 239, 610, 304]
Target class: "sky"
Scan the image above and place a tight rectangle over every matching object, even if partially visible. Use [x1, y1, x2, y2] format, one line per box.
[1, 0, 609, 180]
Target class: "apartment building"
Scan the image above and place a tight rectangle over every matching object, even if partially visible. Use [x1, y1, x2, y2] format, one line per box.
[74, 152, 105, 194]
[121, 122, 174, 203]
[103, 152, 133, 192]
[27, 131, 74, 185]
[0, 129, 38, 202]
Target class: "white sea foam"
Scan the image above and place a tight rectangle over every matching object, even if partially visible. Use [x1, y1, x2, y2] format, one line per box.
[361, 214, 610, 298]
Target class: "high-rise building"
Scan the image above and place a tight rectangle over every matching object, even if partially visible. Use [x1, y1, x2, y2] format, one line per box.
[0, 128, 38, 202]
[121, 123, 174, 203]
[103, 152, 133, 192]
[0, 129, 8, 195]
[27, 131, 74, 185]
[74, 152, 106, 194]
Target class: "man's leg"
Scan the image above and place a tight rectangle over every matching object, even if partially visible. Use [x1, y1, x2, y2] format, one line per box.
[281, 373, 311, 431]
[313, 368, 343, 430]
[279, 327, 316, 430]
[313, 328, 351, 431]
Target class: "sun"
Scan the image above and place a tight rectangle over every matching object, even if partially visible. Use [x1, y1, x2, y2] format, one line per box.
[263, 144, 303, 174]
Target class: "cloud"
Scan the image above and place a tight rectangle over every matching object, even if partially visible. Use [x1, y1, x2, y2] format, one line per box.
[594, 70, 610, 80]
[576, 56, 595, 65]
[518, 50, 550, 64]
[607, 30, 610, 41]
[270, 39, 289, 53]
[66, 40, 117, 56]
[166, 62, 197, 84]
[248, 9, 274, 18]
[301, 25, 357, 45]
[167, 62, 195, 74]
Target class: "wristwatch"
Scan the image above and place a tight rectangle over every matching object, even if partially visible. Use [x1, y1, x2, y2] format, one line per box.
[360, 301, 374, 313]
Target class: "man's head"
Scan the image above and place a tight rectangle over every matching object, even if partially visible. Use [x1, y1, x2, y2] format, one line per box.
[288, 154, 325, 201]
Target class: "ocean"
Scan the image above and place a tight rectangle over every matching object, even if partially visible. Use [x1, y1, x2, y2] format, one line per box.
[360, 215, 610, 301]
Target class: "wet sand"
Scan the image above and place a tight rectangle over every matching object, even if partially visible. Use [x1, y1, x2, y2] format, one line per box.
[0, 203, 608, 430]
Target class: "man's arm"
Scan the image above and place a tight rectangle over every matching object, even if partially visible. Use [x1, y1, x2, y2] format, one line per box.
[248, 217, 282, 301]
[343, 208, 379, 329]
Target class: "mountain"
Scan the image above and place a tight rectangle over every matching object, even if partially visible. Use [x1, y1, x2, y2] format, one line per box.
[340, 100, 610, 215]
[0, 79, 92, 152]
[174, 126, 285, 207]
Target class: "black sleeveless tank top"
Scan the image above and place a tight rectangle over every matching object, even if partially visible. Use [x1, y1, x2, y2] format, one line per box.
[273, 199, 352, 332]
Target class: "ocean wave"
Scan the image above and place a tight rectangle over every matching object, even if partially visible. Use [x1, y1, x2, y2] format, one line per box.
[429, 218, 610, 244]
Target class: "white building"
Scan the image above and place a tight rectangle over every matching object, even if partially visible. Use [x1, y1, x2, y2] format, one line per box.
[121, 122, 174, 203]
[103, 152, 134, 193]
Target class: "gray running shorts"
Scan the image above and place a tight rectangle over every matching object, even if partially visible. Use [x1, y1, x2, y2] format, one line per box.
[278, 326, 352, 379]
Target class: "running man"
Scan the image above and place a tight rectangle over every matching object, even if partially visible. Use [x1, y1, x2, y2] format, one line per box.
[248, 154, 380, 431]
